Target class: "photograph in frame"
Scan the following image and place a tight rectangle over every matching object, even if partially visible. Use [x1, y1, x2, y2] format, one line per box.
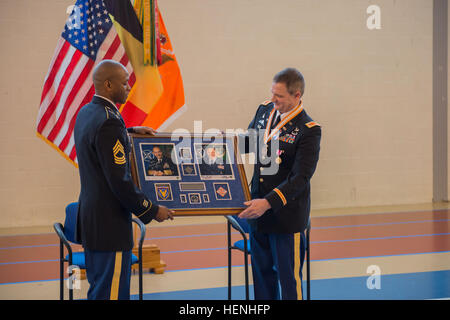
[139, 143, 181, 181]
[194, 142, 235, 180]
[129, 133, 251, 216]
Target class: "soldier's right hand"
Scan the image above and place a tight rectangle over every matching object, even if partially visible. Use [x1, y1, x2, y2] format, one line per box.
[155, 205, 175, 222]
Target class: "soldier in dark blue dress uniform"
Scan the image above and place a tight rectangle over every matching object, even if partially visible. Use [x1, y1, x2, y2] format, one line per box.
[74, 60, 174, 300]
[239, 68, 321, 300]
[198, 146, 232, 176]
[146, 146, 178, 176]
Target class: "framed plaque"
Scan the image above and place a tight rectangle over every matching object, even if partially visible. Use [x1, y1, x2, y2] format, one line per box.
[129, 133, 251, 216]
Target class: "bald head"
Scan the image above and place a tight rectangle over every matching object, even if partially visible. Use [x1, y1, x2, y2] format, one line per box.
[93, 60, 131, 104]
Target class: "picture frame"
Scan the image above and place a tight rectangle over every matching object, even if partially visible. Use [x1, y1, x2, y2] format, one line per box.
[129, 133, 251, 216]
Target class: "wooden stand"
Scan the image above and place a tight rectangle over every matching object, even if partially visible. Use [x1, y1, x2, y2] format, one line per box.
[132, 223, 166, 274]
[79, 269, 87, 280]
[74, 245, 166, 281]
[132, 244, 166, 274]
[71, 224, 166, 282]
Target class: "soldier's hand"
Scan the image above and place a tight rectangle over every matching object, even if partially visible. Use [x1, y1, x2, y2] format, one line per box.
[238, 199, 271, 219]
[155, 205, 175, 222]
[132, 126, 158, 135]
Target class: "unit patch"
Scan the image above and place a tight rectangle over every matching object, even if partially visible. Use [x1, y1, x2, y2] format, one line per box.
[188, 193, 201, 204]
[213, 182, 232, 200]
[155, 183, 173, 201]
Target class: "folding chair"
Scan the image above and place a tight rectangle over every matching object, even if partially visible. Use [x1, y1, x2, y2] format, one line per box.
[226, 215, 251, 300]
[226, 215, 312, 300]
[53, 202, 146, 300]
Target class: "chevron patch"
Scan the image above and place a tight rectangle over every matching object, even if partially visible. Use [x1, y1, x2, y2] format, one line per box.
[113, 139, 126, 165]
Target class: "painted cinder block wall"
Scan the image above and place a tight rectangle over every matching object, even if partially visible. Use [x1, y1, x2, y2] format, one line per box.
[0, 0, 444, 228]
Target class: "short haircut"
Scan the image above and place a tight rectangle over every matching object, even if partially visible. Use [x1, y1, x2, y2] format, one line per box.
[273, 68, 305, 97]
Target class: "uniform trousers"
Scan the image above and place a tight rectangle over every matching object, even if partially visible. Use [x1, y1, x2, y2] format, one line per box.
[85, 249, 132, 300]
[249, 230, 306, 300]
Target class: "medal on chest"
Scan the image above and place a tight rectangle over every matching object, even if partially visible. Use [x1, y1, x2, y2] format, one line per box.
[262, 102, 303, 163]
[263, 102, 303, 145]
[275, 149, 284, 164]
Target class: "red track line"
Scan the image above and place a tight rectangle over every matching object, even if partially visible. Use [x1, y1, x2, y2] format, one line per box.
[0, 210, 449, 284]
[312, 209, 450, 227]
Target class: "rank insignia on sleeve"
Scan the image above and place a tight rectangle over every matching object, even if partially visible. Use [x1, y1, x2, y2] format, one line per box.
[113, 139, 126, 165]
[305, 121, 320, 128]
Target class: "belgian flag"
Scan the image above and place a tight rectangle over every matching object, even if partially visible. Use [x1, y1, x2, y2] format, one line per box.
[104, 0, 185, 129]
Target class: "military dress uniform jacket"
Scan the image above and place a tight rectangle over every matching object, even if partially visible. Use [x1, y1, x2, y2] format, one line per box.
[74, 96, 159, 251]
[147, 157, 178, 176]
[198, 157, 232, 176]
[244, 101, 321, 234]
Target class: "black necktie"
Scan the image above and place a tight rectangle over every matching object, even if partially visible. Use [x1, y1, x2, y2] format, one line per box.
[271, 114, 281, 129]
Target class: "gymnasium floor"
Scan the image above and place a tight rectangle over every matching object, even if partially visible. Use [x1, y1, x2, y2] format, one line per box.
[0, 202, 449, 300]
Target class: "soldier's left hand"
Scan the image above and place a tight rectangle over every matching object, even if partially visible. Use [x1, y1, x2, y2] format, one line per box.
[132, 126, 158, 135]
[238, 199, 271, 219]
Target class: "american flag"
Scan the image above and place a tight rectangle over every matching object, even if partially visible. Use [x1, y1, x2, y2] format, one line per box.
[36, 0, 135, 165]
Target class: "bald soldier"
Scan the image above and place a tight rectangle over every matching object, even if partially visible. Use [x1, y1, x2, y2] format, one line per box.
[74, 60, 174, 300]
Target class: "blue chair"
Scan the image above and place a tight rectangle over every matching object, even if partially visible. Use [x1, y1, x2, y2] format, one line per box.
[226, 215, 312, 300]
[226, 215, 251, 300]
[53, 202, 146, 300]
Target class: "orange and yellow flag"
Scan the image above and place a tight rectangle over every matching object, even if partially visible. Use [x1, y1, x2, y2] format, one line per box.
[142, 4, 186, 130]
[106, 0, 185, 129]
